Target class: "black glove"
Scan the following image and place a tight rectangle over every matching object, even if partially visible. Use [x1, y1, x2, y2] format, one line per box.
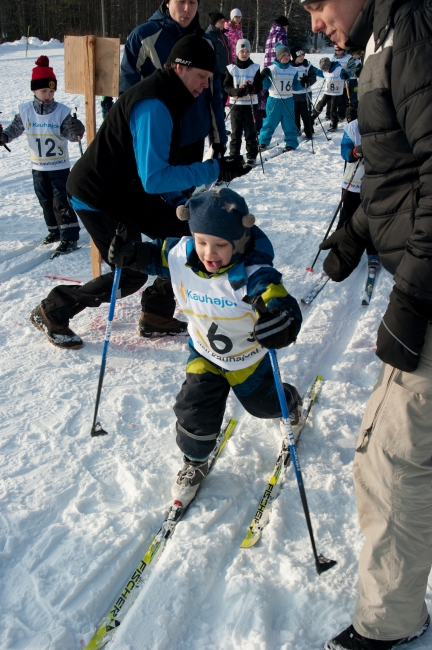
[217, 155, 252, 183]
[245, 81, 255, 95]
[376, 286, 432, 372]
[0, 132, 8, 145]
[261, 68, 271, 78]
[212, 142, 227, 158]
[319, 220, 367, 282]
[300, 75, 308, 88]
[352, 144, 363, 158]
[345, 106, 357, 123]
[70, 115, 85, 136]
[108, 227, 151, 270]
[254, 309, 297, 349]
[233, 86, 248, 97]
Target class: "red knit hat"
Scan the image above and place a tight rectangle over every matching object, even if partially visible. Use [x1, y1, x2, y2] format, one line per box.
[31, 56, 57, 91]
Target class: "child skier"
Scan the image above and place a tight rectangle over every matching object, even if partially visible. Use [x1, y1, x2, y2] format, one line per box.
[258, 43, 302, 153]
[108, 187, 303, 506]
[290, 45, 318, 140]
[312, 57, 350, 131]
[0, 56, 84, 253]
[339, 108, 379, 264]
[224, 38, 263, 165]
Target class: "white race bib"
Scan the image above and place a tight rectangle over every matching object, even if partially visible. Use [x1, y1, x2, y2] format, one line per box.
[18, 101, 71, 171]
[268, 64, 297, 98]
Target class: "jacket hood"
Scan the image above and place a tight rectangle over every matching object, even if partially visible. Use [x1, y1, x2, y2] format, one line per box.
[149, 2, 201, 35]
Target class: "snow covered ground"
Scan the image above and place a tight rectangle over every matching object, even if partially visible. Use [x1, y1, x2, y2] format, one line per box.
[0, 39, 431, 650]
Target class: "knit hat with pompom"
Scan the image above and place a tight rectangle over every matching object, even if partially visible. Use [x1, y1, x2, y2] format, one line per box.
[31, 56, 57, 91]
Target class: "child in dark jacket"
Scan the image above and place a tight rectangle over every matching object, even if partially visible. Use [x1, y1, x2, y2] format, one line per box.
[224, 38, 262, 165]
[290, 45, 318, 140]
[108, 187, 303, 507]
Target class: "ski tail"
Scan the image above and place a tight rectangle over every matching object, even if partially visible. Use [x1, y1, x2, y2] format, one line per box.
[83, 418, 237, 650]
[301, 274, 330, 306]
[362, 264, 380, 305]
[240, 376, 323, 549]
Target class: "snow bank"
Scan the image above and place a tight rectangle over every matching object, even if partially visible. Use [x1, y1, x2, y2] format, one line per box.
[0, 36, 63, 52]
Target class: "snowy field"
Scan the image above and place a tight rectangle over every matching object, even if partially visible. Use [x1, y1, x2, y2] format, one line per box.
[0, 38, 431, 650]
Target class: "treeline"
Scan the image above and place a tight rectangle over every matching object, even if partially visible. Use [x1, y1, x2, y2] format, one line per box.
[0, 0, 313, 50]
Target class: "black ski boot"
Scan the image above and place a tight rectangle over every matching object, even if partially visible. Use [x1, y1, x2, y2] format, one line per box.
[55, 240, 78, 255]
[282, 146, 294, 153]
[42, 232, 60, 245]
[171, 456, 209, 506]
[29, 304, 83, 349]
[324, 616, 430, 650]
[137, 312, 188, 338]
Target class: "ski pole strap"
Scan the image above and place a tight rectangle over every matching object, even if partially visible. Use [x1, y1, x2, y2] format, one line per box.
[242, 294, 268, 315]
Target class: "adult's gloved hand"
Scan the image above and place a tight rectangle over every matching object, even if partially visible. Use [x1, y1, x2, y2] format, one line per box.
[376, 286, 432, 372]
[212, 142, 227, 158]
[108, 231, 151, 270]
[319, 219, 367, 282]
[261, 67, 271, 79]
[70, 115, 85, 136]
[254, 309, 297, 349]
[217, 155, 252, 183]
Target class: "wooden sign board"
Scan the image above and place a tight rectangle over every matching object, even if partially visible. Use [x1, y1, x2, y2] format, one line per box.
[64, 35, 120, 278]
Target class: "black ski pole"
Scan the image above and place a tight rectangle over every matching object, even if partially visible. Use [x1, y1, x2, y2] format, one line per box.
[224, 96, 238, 123]
[74, 107, 84, 157]
[90, 223, 125, 437]
[304, 86, 315, 155]
[315, 113, 332, 142]
[249, 93, 265, 174]
[312, 79, 326, 110]
[306, 159, 362, 272]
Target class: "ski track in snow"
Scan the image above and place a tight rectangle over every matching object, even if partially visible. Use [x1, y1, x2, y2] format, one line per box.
[0, 42, 430, 650]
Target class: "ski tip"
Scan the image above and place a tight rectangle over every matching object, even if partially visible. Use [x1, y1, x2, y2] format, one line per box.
[316, 554, 337, 575]
[240, 531, 260, 549]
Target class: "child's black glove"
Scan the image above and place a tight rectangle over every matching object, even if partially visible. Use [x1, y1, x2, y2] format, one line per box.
[233, 86, 248, 97]
[319, 220, 367, 282]
[254, 309, 297, 349]
[245, 81, 255, 95]
[70, 115, 85, 136]
[108, 230, 151, 271]
[217, 155, 252, 183]
[261, 68, 271, 78]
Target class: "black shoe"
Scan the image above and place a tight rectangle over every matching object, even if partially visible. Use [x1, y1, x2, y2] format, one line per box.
[282, 146, 294, 152]
[328, 122, 338, 132]
[246, 157, 257, 166]
[42, 232, 60, 245]
[138, 313, 188, 338]
[171, 456, 209, 506]
[29, 304, 83, 349]
[259, 144, 268, 151]
[324, 616, 430, 650]
[55, 240, 78, 255]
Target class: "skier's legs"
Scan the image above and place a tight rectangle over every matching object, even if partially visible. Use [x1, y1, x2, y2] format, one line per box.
[48, 169, 80, 241]
[229, 353, 300, 418]
[299, 97, 312, 138]
[174, 346, 230, 461]
[258, 97, 282, 146]
[329, 95, 340, 126]
[32, 169, 59, 236]
[243, 104, 259, 159]
[280, 97, 299, 149]
[314, 93, 329, 116]
[337, 189, 361, 230]
[230, 106, 244, 156]
[293, 97, 302, 132]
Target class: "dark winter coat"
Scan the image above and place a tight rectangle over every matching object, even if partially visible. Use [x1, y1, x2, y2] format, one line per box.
[67, 69, 195, 216]
[349, 0, 432, 303]
[205, 24, 231, 73]
[119, 2, 226, 146]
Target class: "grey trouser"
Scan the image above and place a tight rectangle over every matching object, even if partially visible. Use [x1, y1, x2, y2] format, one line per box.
[353, 325, 432, 640]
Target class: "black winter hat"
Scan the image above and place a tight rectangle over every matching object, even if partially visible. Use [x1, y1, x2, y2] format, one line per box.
[275, 15, 289, 26]
[290, 45, 305, 60]
[167, 31, 216, 73]
[209, 11, 225, 26]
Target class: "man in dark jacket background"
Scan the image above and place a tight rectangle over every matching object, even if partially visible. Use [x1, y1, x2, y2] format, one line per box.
[206, 11, 231, 105]
[120, 0, 227, 164]
[303, 1, 432, 649]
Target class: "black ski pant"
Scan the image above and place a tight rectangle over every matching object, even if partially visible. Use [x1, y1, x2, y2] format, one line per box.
[174, 345, 299, 461]
[317, 94, 345, 125]
[229, 104, 259, 160]
[41, 199, 190, 325]
[337, 189, 377, 255]
[32, 169, 80, 241]
[293, 93, 313, 138]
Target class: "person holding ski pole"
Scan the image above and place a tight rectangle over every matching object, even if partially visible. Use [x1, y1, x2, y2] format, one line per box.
[303, 0, 432, 648]
[311, 57, 350, 131]
[29, 35, 251, 350]
[290, 45, 319, 140]
[258, 43, 303, 153]
[224, 38, 263, 166]
[1, 56, 84, 253]
[108, 187, 303, 506]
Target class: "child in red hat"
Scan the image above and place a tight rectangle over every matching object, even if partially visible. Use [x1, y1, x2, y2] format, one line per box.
[0, 56, 85, 253]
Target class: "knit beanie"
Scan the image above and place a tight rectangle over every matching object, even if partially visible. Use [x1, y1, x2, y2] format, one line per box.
[275, 15, 289, 26]
[177, 188, 256, 260]
[275, 42, 290, 62]
[290, 45, 305, 60]
[167, 31, 216, 73]
[230, 8, 242, 19]
[319, 57, 332, 72]
[209, 11, 225, 26]
[31, 56, 57, 91]
[236, 38, 251, 55]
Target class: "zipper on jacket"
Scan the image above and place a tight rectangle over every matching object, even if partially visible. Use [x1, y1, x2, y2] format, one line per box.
[356, 367, 397, 451]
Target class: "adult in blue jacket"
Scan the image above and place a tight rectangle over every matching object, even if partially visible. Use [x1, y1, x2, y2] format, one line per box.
[29, 35, 250, 349]
[120, 0, 227, 164]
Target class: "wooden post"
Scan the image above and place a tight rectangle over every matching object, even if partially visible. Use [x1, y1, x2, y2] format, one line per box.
[64, 35, 120, 278]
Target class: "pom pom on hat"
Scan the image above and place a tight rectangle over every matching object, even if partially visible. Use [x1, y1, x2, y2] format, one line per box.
[31, 55, 57, 91]
[176, 205, 190, 221]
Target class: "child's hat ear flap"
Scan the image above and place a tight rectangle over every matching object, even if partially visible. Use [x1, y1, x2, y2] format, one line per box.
[242, 213, 255, 227]
[176, 205, 190, 221]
